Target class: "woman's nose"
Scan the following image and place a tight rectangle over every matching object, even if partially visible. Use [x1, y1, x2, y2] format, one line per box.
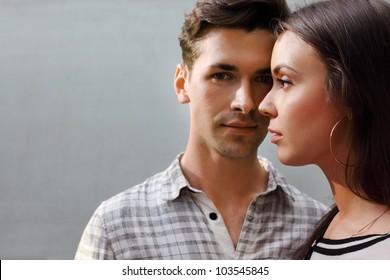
[258, 91, 276, 118]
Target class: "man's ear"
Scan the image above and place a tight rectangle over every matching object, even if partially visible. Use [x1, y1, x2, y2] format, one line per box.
[174, 64, 190, 104]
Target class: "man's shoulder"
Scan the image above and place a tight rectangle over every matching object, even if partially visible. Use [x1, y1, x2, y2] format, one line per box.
[100, 169, 169, 209]
[282, 181, 328, 212]
[95, 155, 185, 216]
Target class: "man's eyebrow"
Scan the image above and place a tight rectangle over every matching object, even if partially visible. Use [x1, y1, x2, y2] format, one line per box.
[273, 63, 299, 74]
[255, 68, 272, 75]
[210, 63, 239, 71]
[210, 63, 271, 74]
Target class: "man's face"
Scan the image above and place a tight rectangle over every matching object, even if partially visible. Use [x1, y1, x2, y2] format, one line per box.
[175, 28, 275, 158]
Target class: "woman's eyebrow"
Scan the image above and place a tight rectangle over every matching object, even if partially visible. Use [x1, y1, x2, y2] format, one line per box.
[273, 63, 299, 74]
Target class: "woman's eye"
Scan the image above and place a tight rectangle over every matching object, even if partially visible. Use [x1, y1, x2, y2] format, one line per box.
[277, 78, 292, 88]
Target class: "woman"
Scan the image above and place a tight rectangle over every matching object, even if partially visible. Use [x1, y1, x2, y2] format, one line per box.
[259, 0, 390, 259]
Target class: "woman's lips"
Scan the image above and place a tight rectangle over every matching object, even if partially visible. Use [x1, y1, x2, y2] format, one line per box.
[268, 128, 283, 143]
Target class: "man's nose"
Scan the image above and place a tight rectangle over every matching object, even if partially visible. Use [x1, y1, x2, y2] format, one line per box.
[231, 82, 255, 114]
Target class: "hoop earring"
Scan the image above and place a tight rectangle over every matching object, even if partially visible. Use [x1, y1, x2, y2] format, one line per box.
[329, 118, 354, 167]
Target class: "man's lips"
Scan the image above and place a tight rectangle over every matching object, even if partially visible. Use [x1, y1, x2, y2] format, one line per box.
[223, 121, 257, 128]
[222, 121, 258, 134]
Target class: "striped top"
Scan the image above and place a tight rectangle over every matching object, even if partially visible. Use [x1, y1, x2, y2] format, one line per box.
[309, 233, 390, 259]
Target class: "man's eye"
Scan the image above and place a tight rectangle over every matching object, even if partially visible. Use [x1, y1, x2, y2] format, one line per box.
[212, 73, 230, 80]
[256, 74, 273, 84]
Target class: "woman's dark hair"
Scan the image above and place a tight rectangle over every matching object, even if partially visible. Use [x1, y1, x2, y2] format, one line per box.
[178, 0, 290, 71]
[278, 0, 390, 259]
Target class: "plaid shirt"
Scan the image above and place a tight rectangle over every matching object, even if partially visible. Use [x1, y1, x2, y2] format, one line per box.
[75, 154, 327, 259]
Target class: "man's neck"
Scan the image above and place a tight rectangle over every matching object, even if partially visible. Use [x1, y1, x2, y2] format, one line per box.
[179, 147, 268, 203]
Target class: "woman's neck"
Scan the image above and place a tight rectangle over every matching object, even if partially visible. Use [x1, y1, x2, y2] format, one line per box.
[324, 180, 390, 239]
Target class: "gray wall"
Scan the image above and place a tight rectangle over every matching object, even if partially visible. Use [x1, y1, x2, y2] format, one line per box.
[0, 0, 332, 259]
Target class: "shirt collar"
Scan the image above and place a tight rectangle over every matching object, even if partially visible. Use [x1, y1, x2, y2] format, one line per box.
[162, 153, 295, 202]
[258, 156, 295, 202]
[162, 153, 194, 201]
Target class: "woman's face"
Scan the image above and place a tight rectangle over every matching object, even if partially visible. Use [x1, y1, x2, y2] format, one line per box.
[259, 31, 343, 168]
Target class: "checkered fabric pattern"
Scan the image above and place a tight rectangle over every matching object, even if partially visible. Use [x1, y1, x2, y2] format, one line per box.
[75, 154, 328, 259]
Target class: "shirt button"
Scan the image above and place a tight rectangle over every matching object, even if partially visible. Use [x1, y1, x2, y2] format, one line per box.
[209, 212, 218, 220]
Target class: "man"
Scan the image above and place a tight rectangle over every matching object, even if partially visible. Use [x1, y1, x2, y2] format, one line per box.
[75, 0, 327, 260]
